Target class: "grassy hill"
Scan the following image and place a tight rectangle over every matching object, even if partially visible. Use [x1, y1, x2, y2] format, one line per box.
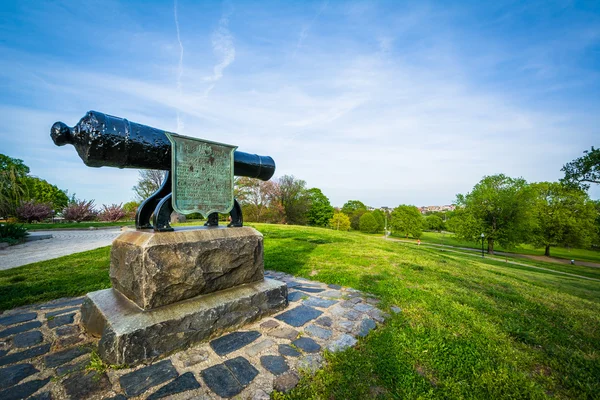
[1, 224, 599, 399]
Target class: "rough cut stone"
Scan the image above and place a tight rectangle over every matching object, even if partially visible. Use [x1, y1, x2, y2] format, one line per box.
[303, 297, 336, 308]
[327, 284, 342, 289]
[119, 360, 178, 397]
[45, 307, 79, 318]
[391, 306, 402, 313]
[252, 389, 270, 400]
[315, 316, 333, 327]
[259, 320, 279, 330]
[44, 346, 90, 368]
[12, 331, 43, 348]
[63, 371, 111, 399]
[55, 325, 79, 337]
[147, 372, 200, 400]
[292, 337, 321, 353]
[0, 312, 37, 326]
[357, 318, 377, 337]
[38, 298, 83, 310]
[0, 321, 42, 338]
[319, 290, 342, 298]
[210, 331, 261, 356]
[287, 292, 306, 302]
[56, 359, 89, 376]
[260, 355, 289, 375]
[245, 339, 275, 357]
[338, 320, 354, 333]
[0, 344, 50, 366]
[28, 391, 52, 400]
[275, 305, 322, 327]
[354, 303, 375, 313]
[110, 227, 265, 309]
[326, 334, 358, 352]
[180, 348, 209, 367]
[0, 378, 50, 400]
[47, 313, 75, 328]
[81, 278, 287, 365]
[278, 344, 300, 357]
[298, 354, 324, 374]
[273, 372, 299, 393]
[305, 324, 333, 340]
[343, 310, 362, 321]
[268, 327, 299, 340]
[0, 363, 38, 389]
[201, 357, 258, 398]
[56, 335, 83, 348]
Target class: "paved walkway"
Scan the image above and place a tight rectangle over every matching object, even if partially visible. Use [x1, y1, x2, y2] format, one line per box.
[0, 229, 122, 271]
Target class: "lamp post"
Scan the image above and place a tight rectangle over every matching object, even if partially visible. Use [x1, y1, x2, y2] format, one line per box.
[480, 233, 485, 258]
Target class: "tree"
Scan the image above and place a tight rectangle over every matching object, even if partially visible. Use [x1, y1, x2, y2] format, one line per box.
[123, 201, 140, 219]
[63, 199, 97, 222]
[359, 212, 379, 233]
[16, 201, 53, 223]
[22, 176, 69, 212]
[530, 182, 597, 256]
[132, 170, 166, 201]
[329, 212, 350, 231]
[0, 154, 29, 218]
[306, 188, 334, 227]
[561, 147, 600, 190]
[235, 177, 278, 222]
[341, 200, 367, 216]
[371, 209, 385, 232]
[425, 215, 444, 232]
[98, 203, 126, 222]
[273, 175, 310, 225]
[390, 205, 423, 238]
[455, 174, 534, 254]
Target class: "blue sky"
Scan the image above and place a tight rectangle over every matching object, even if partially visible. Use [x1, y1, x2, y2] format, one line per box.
[1, 0, 598, 208]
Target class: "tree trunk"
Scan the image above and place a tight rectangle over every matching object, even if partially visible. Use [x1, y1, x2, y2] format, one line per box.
[487, 239, 494, 255]
[544, 245, 550, 257]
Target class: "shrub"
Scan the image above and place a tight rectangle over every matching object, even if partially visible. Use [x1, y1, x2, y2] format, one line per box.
[63, 199, 97, 222]
[0, 223, 28, 244]
[359, 212, 379, 233]
[98, 203, 126, 222]
[16, 200, 53, 223]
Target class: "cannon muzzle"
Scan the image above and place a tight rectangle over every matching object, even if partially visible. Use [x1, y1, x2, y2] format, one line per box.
[51, 111, 275, 181]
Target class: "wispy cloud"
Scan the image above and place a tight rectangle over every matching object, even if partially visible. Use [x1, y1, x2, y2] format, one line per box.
[204, 4, 235, 96]
[173, 0, 185, 132]
[293, 1, 328, 57]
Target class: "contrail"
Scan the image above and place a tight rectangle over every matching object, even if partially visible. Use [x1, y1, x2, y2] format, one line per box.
[174, 0, 184, 132]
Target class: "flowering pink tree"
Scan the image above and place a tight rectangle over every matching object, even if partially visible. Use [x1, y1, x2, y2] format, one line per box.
[98, 203, 126, 222]
[62, 199, 97, 222]
[16, 201, 53, 223]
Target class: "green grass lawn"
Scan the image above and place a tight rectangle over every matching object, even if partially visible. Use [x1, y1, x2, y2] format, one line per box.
[23, 221, 133, 230]
[1, 224, 599, 399]
[420, 231, 600, 264]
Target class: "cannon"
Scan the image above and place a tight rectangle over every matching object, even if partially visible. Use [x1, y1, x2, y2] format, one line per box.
[51, 111, 275, 231]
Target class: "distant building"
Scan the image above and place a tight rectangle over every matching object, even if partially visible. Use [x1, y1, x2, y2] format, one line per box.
[418, 205, 456, 214]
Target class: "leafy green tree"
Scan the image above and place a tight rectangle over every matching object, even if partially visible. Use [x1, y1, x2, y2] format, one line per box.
[329, 212, 350, 231]
[306, 188, 334, 227]
[425, 214, 444, 232]
[359, 212, 379, 233]
[561, 147, 600, 190]
[391, 205, 423, 238]
[530, 182, 597, 256]
[371, 209, 385, 232]
[455, 174, 534, 254]
[341, 200, 367, 216]
[0, 154, 29, 217]
[22, 176, 68, 212]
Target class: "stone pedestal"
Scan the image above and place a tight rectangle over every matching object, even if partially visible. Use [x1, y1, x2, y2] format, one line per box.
[80, 226, 288, 365]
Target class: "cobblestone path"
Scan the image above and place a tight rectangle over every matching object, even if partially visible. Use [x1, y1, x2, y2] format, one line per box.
[0, 271, 398, 399]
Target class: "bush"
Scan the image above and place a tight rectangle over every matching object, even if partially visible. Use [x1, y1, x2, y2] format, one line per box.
[359, 212, 380, 233]
[0, 223, 28, 244]
[63, 199, 97, 222]
[329, 213, 351, 231]
[16, 200, 53, 223]
[98, 203, 126, 222]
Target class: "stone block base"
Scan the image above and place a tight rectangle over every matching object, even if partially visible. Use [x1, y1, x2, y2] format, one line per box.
[80, 278, 287, 365]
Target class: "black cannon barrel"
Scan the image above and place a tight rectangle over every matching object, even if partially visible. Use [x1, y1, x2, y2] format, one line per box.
[50, 111, 275, 181]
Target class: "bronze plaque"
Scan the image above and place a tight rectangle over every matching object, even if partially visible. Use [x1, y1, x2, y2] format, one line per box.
[166, 133, 237, 217]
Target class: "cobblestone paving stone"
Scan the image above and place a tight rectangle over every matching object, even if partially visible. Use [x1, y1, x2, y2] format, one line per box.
[0, 270, 396, 399]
